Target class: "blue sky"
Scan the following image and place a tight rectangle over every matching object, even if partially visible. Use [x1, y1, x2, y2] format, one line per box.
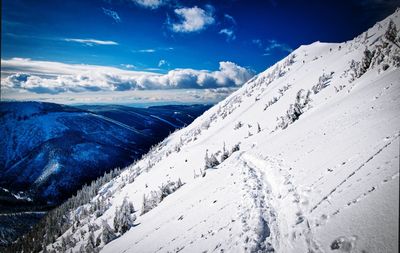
[1, 0, 398, 104]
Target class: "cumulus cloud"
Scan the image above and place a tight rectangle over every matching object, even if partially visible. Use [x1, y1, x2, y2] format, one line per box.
[170, 6, 215, 33]
[131, 0, 165, 9]
[64, 38, 118, 46]
[1, 58, 255, 94]
[102, 8, 121, 23]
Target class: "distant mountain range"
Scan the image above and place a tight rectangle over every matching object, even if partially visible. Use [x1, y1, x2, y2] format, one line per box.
[0, 102, 210, 206]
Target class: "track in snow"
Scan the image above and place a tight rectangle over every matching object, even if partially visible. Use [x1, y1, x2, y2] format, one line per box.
[239, 153, 322, 253]
[237, 155, 275, 252]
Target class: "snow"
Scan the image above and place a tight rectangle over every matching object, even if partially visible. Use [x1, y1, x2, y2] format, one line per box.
[42, 9, 399, 253]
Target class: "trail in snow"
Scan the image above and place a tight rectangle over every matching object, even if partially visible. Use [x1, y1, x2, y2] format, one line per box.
[237, 153, 275, 253]
[240, 153, 322, 253]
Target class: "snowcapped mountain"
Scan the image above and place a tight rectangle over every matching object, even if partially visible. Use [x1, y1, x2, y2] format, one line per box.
[9, 9, 400, 253]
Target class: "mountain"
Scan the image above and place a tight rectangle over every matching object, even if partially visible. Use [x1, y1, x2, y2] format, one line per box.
[8, 9, 400, 253]
[0, 102, 210, 246]
[0, 102, 210, 204]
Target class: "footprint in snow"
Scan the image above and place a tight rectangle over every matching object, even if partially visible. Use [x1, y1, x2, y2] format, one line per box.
[330, 236, 357, 252]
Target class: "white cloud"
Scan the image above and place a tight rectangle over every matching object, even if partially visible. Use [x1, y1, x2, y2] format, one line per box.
[170, 6, 215, 33]
[158, 59, 169, 67]
[138, 49, 156, 53]
[121, 64, 136, 69]
[131, 0, 164, 9]
[263, 39, 292, 55]
[219, 28, 236, 41]
[1, 58, 255, 94]
[220, 14, 236, 42]
[224, 14, 236, 24]
[64, 38, 118, 46]
[102, 8, 121, 23]
[132, 47, 173, 53]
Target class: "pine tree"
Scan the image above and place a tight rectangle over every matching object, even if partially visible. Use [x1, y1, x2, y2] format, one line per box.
[359, 48, 374, 77]
[385, 20, 400, 48]
[61, 236, 67, 252]
[205, 150, 219, 169]
[231, 143, 240, 153]
[85, 230, 96, 253]
[221, 143, 229, 162]
[101, 220, 116, 244]
[114, 198, 136, 234]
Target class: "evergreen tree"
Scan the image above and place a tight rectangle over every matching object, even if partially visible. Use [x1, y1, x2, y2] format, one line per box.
[114, 198, 136, 234]
[385, 20, 400, 48]
[205, 150, 219, 169]
[101, 220, 117, 244]
[231, 143, 240, 153]
[221, 143, 229, 162]
[359, 48, 374, 77]
[85, 230, 96, 253]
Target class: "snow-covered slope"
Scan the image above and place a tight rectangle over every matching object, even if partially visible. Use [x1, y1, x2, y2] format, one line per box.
[13, 9, 399, 253]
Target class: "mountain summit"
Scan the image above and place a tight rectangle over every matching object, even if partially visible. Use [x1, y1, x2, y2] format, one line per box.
[10, 9, 400, 253]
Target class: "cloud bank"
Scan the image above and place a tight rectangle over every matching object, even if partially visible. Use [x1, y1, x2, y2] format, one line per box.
[2, 58, 255, 94]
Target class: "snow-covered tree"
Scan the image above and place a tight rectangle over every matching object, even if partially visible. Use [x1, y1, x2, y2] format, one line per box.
[79, 244, 85, 253]
[141, 191, 161, 214]
[101, 220, 116, 244]
[85, 230, 97, 253]
[234, 121, 243, 130]
[205, 150, 220, 169]
[277, 89, 312, 129]
[312, 72, 334, 94]
[231, 143, 240, 153]
[385, 20, 400, 48]
[221, 143, 229, 162]
[114, 198, 136, 234]
[358, 48, 374, 77]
